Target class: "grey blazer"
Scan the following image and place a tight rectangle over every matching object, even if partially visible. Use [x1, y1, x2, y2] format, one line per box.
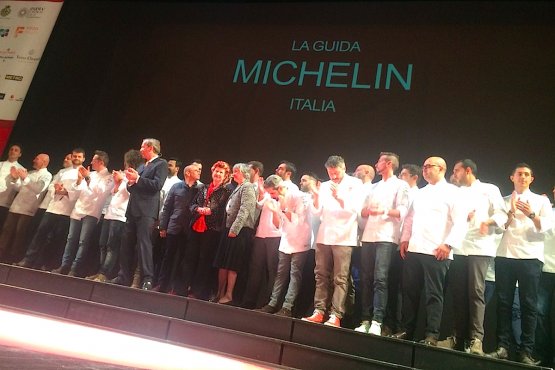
[225, 182, 256, 235]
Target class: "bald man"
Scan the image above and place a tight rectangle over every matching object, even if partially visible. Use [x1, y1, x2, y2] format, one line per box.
[394, 156, 467, 345]
[354, 164, 375, 185]
[0, 153, 52, 263]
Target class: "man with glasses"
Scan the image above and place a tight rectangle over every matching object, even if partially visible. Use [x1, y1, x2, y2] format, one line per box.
[393, 157, 467, 345]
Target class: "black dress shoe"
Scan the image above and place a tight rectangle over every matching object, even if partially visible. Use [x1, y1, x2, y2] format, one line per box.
[51, 266, 69, 275]
[142, 281, 153, 290]
[391, 331, 409, 340]
[419, 336, 437, 346]
[14, 260, 31, 268]
[109, 276, 126, 286]
[487, 347, 509, 360]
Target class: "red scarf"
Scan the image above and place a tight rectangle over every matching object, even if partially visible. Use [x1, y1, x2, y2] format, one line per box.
[192, 182, 216, 233]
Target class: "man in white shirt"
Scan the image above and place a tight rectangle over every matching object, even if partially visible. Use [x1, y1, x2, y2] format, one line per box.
[488, 163, 554, 365]
[248, 160, 264, 204]
[535, 186, 555, 367]
[16, 148, 86, 269]
[354, 164, 375, 186]
[382, 163, 421, 336]
[52, 151, 114, 277]
[257, 176, 312, 317]
[302, 155, 362, 327]
[438, 159, 507, 355]
[356, 152, 409, 336]
[395, 156, 467, 345]
[158, 158, 182, 219]
[243, 175, 283, 309]
[0, 153, 51, 262]
[275, 160, 300, 192]
[0, 144, 25, 228]
[398, 164, 420, 204]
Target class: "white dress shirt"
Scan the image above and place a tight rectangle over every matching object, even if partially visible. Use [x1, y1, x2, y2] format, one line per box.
[361, 176, 409, 244]
[357, 181, 376, 232]
[282, 179, 300, 193]
[159, 175, 181, 219]
[9, 168, 52, 216]
[458, 180, 507, 257]
[255, 193, 282, 238]
[497, 189, 554, 262]
[401, 178, 468, 259]
[279, 190, 311, 254]
[542, 209, 555, 273]
[0, 160, 25, 207]
[105, 179, 130, 222]
[407, 185, 419, 206]
[69, 168, 114, 221]
[311, 174, 363, 246]
[39, 167, 69, 210]
[46, 167, 80, 216]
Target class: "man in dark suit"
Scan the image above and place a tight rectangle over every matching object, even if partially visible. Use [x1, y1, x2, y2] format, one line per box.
[112, 138, 168, 290]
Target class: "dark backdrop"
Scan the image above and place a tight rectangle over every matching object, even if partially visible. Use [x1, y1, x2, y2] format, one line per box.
[7, 1, 555, 195]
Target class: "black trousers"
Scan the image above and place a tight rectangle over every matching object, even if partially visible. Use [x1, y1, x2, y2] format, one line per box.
[401, 252, 450, 340]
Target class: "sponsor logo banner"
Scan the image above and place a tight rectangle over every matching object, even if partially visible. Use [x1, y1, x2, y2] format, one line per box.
[0, 1, 63, 123]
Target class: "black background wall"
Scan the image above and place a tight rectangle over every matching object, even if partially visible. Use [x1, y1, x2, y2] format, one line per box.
[7, 1, 555, 195]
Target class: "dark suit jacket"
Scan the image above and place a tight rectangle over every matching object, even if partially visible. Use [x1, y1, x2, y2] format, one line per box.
[126, 157, 169, 219]
[159, 180, 202, 235]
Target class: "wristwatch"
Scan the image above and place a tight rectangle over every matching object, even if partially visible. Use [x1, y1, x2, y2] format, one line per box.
[528, 212, 536, 219]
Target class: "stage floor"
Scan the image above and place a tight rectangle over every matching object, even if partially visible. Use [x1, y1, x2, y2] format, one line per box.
[0, 308, 274, 370]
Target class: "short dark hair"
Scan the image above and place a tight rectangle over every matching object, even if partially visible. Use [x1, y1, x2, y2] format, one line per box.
[248, 160, 264, 177]
[9, 143, 22, 152]
[124, 149, 144, 169]
[94, 150, 109, 166]
[402, 164, 421, 177]
[513, 162, 533, 176]
[72, 147, 85, 156]
[302, 171, 322, 183]
[456, 159, 478, 176]
[168, 157, 182, 169]
[380, 152, 400, 172]
[279, 160, 297, 176]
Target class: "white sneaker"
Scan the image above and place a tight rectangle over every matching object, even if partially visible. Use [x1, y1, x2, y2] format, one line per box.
[354, 320, 370, 333]
[369, 320, 382, 336]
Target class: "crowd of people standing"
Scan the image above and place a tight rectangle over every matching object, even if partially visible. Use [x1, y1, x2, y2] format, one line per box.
[0, 138, 553, 367]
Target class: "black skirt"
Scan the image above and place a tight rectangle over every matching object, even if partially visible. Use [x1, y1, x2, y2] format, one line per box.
[213, 227, 254, 272]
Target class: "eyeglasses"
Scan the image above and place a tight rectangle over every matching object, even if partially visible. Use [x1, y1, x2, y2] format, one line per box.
[422, 164, 442, 170]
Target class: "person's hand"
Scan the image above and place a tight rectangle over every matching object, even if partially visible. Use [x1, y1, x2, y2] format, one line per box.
[433, 244, 451, 261]
[112, 170, 123, 182]
[510, 191, 518, 214]
[400, 241, 409, 259]
[78, 165, 90, 179]
[479, 221, 490, 235]
[125, 168, 139, 183]
[516, 199, 533, 218]
[9, 166, 19, 180]
[16, 168, 28, 180]
[159, 229, 167, 238]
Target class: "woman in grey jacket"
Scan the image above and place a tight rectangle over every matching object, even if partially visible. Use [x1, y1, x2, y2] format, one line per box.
[213, 163, 256, 305]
